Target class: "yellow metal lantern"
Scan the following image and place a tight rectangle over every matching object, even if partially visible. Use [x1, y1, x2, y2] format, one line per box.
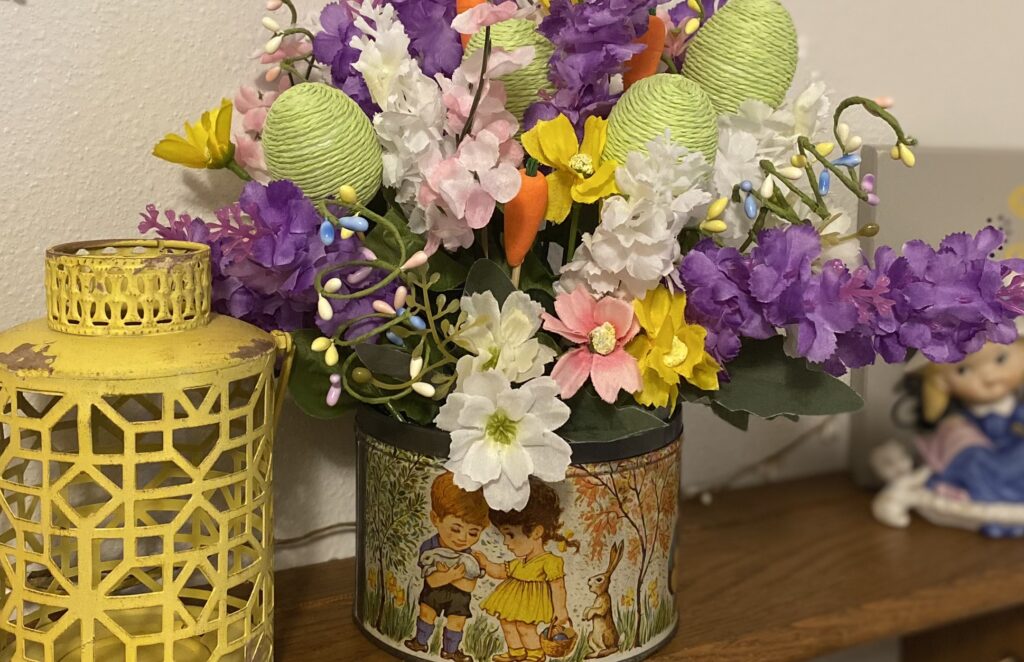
[0, 240, 292, 662]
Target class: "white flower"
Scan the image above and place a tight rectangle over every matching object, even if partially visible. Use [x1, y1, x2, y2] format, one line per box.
[437, 372, 572, 511]
[559, 133, 712, 299]
[713, 81, 834, 239]
[817, 211, 863, 266]
[455, 291, 555, 383]
[348, 0, 450, 228]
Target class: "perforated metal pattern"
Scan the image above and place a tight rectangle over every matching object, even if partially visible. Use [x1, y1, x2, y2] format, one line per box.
[45, 240, 211, 336]
[0, 365, 275, 662]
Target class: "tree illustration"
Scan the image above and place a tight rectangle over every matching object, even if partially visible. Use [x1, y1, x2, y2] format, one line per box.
[363, 440, 438, 632]
[573, 448, 679, 650]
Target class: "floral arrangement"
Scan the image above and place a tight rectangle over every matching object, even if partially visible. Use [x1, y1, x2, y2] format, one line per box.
[144, 0, 1024, 511]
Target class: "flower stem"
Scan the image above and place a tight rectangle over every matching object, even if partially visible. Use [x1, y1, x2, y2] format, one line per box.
[280, 0, 298, 25]
[457, 26, 491, 146]
[565, 203, 582, 263]
[797, 137, 865, 202]
[759, 160, 823, 218]
[660, 54, 679, 75]
[281, 26, 316, 42]
[225, 159, 252, 182]
[739, 206, 770, 252]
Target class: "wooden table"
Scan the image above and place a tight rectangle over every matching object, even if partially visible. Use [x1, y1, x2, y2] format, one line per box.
[274, 474, 1024, 661]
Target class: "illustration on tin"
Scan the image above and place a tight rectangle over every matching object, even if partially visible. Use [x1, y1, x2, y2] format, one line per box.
[358, 435, 679, 662]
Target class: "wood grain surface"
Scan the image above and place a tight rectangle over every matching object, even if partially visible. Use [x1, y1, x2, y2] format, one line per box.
[274, 474, 1024, 661]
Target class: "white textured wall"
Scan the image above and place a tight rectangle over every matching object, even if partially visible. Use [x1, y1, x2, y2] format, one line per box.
[3, 4, 1024, 622]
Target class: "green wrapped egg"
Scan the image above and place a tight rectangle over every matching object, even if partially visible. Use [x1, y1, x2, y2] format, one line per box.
[464, 19, 554, 124]
[261, 82, 383, 202]
[603, 74, 718, 165]
[682, 0, 798, 114]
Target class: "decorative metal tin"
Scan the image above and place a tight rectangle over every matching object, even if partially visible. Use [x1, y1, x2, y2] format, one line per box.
[355, 406, 682, 662]
[0, 240, 292, 662]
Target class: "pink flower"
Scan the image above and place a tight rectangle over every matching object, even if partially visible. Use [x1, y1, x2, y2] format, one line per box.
[234, 133, 270, 183]
[234, 86, 278, 134]
[259, 34, 312, 65]
[542, 287, 642, 403]
[413, 44, 528, 252]
[656, 6, 692, 61]
[451, 1, 518, 35]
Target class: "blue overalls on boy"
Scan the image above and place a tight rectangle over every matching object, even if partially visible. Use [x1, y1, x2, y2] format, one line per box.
[405, 472, 489, 662]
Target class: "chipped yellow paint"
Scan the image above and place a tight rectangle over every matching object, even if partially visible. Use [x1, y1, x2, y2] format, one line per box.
[0, 241, 292, 662]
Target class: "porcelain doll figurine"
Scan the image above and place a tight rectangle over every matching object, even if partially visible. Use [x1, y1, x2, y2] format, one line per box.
[873, 338, 1024, 536]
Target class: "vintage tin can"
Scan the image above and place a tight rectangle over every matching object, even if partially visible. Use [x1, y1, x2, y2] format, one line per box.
[354, 406, 682, 662]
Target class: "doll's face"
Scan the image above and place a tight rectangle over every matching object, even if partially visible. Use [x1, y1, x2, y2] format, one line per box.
[938, 342, 1024, 405]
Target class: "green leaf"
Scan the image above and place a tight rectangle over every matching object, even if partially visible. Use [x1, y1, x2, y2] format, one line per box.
[560, 389, 668, 443]
[363, 206, 424, 267]
[710, 402, 749, 431]
[519, 249, 555, 297]
[464, 258, 515, 305]
[704, 338, 863, 417]
[287, 329, 352, 419]
[427, 250, 469, 291]
[354, 343, 412, 381]
[390, 393, 439, 426]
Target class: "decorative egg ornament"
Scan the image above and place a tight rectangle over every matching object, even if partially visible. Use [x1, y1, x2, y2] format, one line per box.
[464, 19, 554, 123]
[261, 82, 383, 202]
[603, 74, 718, 165]
[682, 0, 798, 114]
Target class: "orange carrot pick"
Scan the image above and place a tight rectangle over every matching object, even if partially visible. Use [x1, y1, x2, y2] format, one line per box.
[504, 159, 548, 281]
[623, 13, 667, 90]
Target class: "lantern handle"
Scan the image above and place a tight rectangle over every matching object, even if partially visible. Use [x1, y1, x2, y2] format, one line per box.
[271, 330, 296, 425]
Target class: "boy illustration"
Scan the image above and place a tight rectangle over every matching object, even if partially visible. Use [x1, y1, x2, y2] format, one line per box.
[404, 471, 489, 662]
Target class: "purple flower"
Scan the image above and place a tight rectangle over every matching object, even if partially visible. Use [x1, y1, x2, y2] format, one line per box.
[138, 180, 394, 337]
[668, 0, 726, 25]
[881, 227, 1021, 364]
[390, 0, 462, 78]
[679, 242, 773, 364]
[525, 0, 653, 132]
[139, 205, 211, 244]
[314, 2, 377, 115]
[680, 225, 1024, 375]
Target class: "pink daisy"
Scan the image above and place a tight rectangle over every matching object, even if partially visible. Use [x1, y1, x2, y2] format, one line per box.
[542, 287, 642, 403]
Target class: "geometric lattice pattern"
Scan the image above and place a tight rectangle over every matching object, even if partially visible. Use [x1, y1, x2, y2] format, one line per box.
[0, 363, 274, 662]
[45, 240, 211, 337]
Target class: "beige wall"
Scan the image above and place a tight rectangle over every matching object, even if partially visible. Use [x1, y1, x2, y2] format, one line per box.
[1, 1, 1021, 593]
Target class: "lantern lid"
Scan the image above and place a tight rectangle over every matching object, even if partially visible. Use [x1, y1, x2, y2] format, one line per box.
[45, 240, 212, 336]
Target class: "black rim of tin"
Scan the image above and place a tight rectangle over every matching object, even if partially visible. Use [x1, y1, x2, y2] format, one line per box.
[355, 404, 684, 464]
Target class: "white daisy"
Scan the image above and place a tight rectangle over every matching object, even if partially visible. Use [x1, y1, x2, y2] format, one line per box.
[437, 372, 572, 511]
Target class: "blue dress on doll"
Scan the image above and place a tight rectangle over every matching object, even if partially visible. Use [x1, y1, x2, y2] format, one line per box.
[928, 400, 1024, 536]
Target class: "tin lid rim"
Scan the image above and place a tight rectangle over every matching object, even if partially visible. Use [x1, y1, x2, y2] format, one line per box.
[355, 404, 684, 464]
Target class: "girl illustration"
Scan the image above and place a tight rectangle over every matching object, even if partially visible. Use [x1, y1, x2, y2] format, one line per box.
[473, 477, 579, 662]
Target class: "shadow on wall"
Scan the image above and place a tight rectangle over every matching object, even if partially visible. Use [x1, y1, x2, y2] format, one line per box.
[273, 400, 359, 569]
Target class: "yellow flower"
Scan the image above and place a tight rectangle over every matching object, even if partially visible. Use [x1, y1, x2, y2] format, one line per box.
[521, 113, 618, 223]
[621, 590, 635, 608]
[153, 99, 236, 170]
[627, 287, 721, 409]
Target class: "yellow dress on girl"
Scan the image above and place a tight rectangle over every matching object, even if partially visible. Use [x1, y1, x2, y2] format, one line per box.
[481, 552, 565, 624]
